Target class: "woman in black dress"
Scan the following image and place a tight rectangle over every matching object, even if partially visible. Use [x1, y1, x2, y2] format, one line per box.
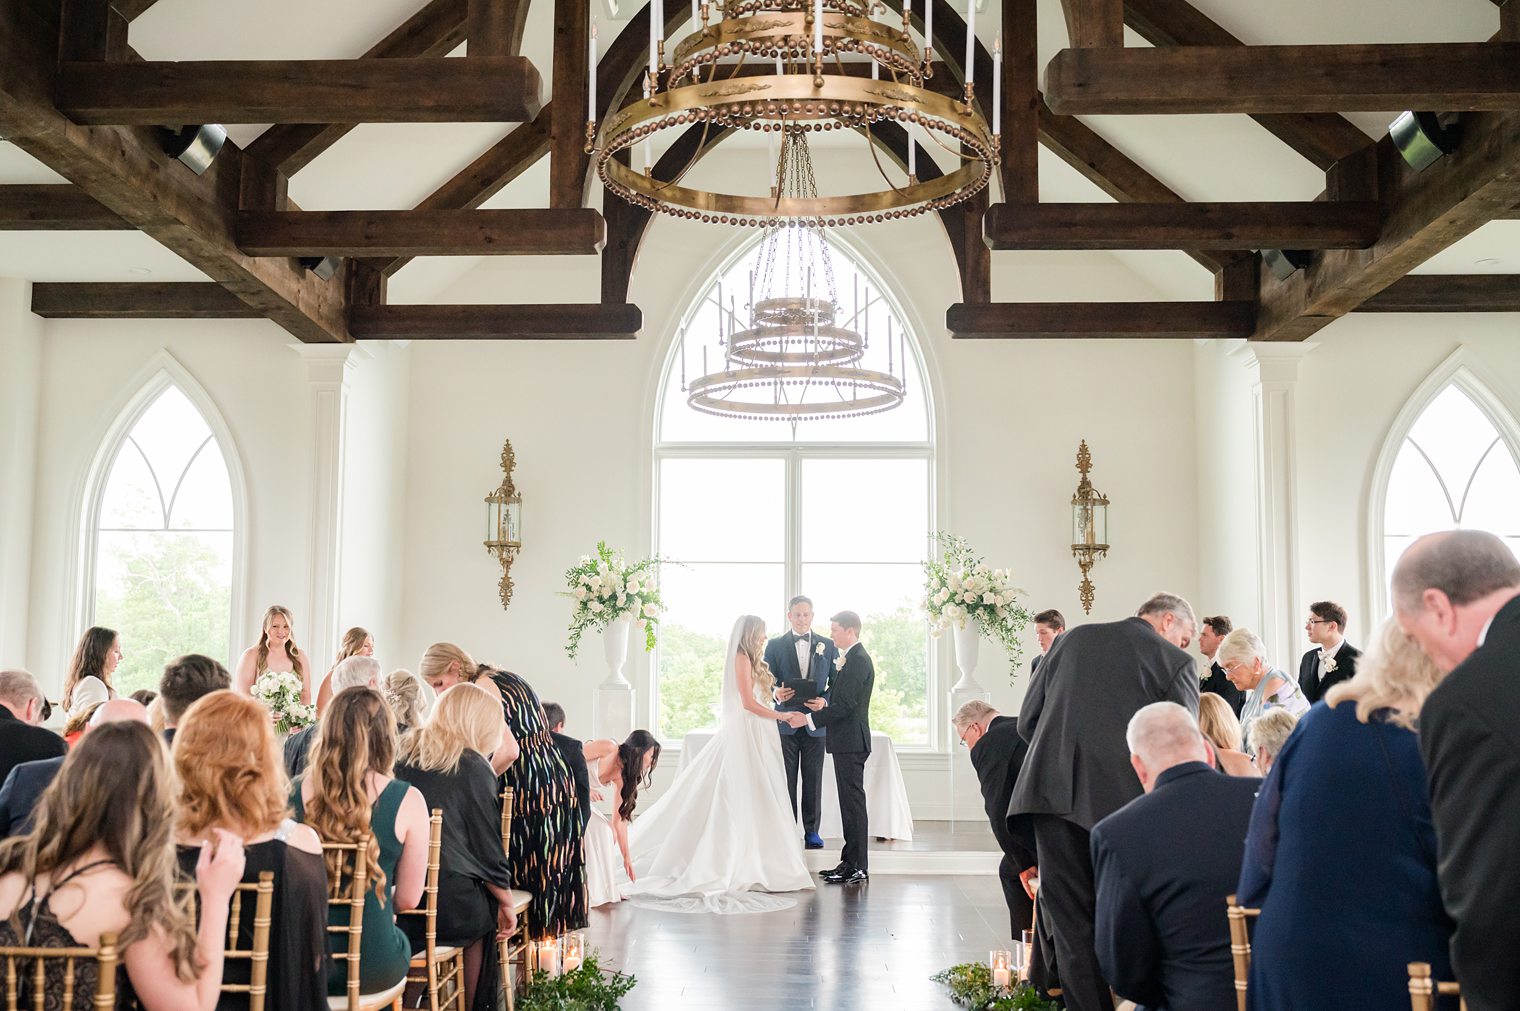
[418, 643, 586, 937]
[395, 683, 517, 1011]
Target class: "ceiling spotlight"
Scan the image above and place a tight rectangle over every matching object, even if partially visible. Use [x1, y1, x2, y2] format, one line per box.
[1261, 248, 1313, 281]
[162, 124, 227, 175]
[299, 256, 341, 281]
[1390, 112, 1459, 172]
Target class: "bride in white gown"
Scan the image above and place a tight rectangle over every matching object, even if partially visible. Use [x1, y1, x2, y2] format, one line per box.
[623, 614, 814, 912]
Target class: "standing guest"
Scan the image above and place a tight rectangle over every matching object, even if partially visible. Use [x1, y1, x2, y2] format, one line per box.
[1030, 610, 1066, 675]
[62, 626, 122, 720]
[804, 611, 875, 885]
[1009, 592, 1200, 1011]
[1092, 703, 1260, 1011]
[174, 691, 331, 1011]
[1246, 708, 1298, 777]
[315, 627, 376, 716]
[1393, 530, 1520, 1011]
[0, 699, 148, 838]
[542, 702, 591, 833]
[158, 654, 231, 747]
[0, 669, 66, 784]
[235, 605, 315, 705]
[1197, 615, 1245, 716]
[954, 701, 1036, 937]
[418, 643, 586, 937]
[581, 731, 662, 907]
[129, 689, 157, 707]
[0, 721, 246, 1011]
[294, 687, 428, 998]
[1298, 601, 1360, 704]
[395, 684, 517, 1011]
[763, 595, 836, 851]
[382, 669, 425, 736]
[1239, 617, 1456, 1011]
[1218, 628, 1309, 748]
[1196, 693, 1256, 777]
[285, 656, 381, 780]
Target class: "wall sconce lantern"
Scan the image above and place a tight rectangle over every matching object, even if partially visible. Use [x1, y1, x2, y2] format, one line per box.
[1071, 440, 1110, 615]
[484, 439, 522, 609]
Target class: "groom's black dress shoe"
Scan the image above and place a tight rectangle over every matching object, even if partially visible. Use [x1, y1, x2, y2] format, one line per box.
[819, 863, 847, 878]
[823, 867, 868, 884]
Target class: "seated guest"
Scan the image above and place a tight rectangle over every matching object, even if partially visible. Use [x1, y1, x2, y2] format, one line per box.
[395, 684, 516, 1011]
[1217, 628, 1308, 748]
[0, 699, 148, 838]
[382, 669, 425, 736]
[1246, 708, 1297, 777]
[1196, 694, 1256, 777]
[61, 626, 122, 721]
[159, 654, 232, 746]
[295, 687, 428, 998]
[1092, 703, 1259, 1011]
[1198, 615, 1245, 716]
[581, 731, 661, 908]
[129, 688, 157, 707]
[61, 702, 104, 747]
[285, 655, 381, 780]
[953, 701, 1037, 936]
[174, 690, 331, 1011]
[0, 669, 66, 783]
[1238, 618, 1455, 1011]
[542, 702, 591, 832]
[0, 720, 245, 1011]
[1298, 600, 1360, 704]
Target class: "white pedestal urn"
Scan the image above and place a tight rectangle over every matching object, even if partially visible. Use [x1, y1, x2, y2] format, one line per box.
[950, 617, 992, 710]
[593, 615, 636, 740]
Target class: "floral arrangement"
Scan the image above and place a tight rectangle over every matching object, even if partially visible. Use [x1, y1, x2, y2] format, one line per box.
[250, 670, 315, 735]
[563, 541, 666, 659]
[922, 533, 1032, 679]
[931, 963, 1061, 1011]
[521, 953, 636, 1010]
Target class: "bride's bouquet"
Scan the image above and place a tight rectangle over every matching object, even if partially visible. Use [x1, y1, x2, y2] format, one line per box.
[251, 669, 316, 735]
[922, 533, 1032, 677]
[563, 541, 667, 660]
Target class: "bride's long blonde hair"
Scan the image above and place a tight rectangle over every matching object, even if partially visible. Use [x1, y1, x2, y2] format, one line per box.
[738, 615, 775, 694]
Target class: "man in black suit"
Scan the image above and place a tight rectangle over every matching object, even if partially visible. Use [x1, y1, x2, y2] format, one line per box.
[542, 701, 591, 832]
[955, 699, 1036, 935]
[1029, 609, 1065, 675]
[763, 595, 837, 850]
[0, 697, 149, 837]
[1009, 592, 1201, 1011]
[1298, 600, 1359, 704]
[1091, 702, 1259, 1011]
[799, 609, 873, 884]
[158, 653, 230, 747]
[1394, 530, 1520, 1011]
[1197, 615, 1245, 716]
[0, 669, 65, 785]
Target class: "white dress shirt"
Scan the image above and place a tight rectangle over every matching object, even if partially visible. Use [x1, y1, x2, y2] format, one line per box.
[1318, 637, 1345, 680]
[794, 632, 812, 678]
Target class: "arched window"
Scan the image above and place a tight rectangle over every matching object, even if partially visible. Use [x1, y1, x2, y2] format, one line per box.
[1381, 382, 1520, 590]
[653, 235, 935, 747]
[90, 384, 237, 695]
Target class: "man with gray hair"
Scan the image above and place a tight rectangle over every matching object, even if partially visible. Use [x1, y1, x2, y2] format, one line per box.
[0, 697, 149, 838]
[1393, 529, 1520, 1011]
[1008, 592, 1200, 1011]
[284, 654, 382, 779]
[0, 669, 66, 785]
[1090, 702, 1258, 1011]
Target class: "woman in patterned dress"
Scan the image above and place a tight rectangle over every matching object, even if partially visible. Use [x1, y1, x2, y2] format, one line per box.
[418, 643, 587, 938]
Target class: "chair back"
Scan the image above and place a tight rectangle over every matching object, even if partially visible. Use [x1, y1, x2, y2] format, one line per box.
[0, 933, 119, 1011]
[321, 837, 374, 1011]
[179, 871, 276, 1011]
[398, 811, 444, 962]
[1408, 962, 1465, 1011]
[500, 788, 514, 852]
[1225, 894, 1259, 1011]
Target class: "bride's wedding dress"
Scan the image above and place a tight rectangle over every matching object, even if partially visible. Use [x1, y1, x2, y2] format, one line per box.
[623, 617, 814, 913]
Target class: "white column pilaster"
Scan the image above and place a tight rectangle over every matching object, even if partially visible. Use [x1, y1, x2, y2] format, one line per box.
[0, 280, 43, 668]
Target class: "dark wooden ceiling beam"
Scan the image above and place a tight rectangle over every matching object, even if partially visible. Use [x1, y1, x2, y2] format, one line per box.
[56, 57, 543, 124]
[236, 208, 605, 256]
[30, 282, 264, 318]
[1121, 0, 1370, 169]
[549, 0, 590, 207]
[1354, 274, 1520, 312]
[946, 300, 1257, 338]
[111, 0, 161, 20]
[0, 184, 130, 228]
[1060, 0, 1122, 48]
[1046, 43, 1520, 115]
[984, 201, 1381, 250]
[348, 303, 642, 339]
[468, 0, 530, 55]
[1002, 0, 1038, 202]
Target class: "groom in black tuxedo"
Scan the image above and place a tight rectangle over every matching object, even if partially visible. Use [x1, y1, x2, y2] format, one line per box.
[800, 610, 874, 884]
[764, 595, 838, 850]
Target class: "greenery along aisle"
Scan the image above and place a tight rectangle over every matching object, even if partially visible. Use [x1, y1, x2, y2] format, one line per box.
[931, 963, 1062, 1011]
[519, 955, 636, 1011]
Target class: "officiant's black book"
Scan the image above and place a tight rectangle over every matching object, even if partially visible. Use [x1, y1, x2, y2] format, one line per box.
[782, 678, 820, 706]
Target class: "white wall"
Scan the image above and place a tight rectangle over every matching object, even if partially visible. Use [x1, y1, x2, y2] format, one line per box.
[0, 279, 43, 667]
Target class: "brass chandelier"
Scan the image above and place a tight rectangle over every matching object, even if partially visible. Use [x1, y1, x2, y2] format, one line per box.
[589, 0, 1001, 226]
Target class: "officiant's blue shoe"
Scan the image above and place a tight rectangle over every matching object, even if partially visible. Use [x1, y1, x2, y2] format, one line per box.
[804, 832, 824, 849]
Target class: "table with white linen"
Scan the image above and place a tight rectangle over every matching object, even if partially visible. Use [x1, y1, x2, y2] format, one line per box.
[678, 728, 914, 841]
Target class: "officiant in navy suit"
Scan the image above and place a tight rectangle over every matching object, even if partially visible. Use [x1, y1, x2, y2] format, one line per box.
[765, 595, 838, 850]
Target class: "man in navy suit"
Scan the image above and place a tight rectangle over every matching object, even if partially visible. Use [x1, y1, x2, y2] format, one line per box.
[1091, 702, 1258, 1011]
[0, 698, 149, 837]
[763, 595, 838, 850]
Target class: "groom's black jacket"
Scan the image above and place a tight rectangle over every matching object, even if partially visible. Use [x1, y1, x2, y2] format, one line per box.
[811, 643, 874, 754]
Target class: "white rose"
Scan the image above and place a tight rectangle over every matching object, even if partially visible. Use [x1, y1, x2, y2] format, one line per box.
[948, 575, 962, 591]
[642, 602, 659, 618]
[982, 592, 997, 605]
[961, 590, 975, 604]
[574, 587, 587, 601]
[588, 600, 603, 613]
[626, 578, 640, 595]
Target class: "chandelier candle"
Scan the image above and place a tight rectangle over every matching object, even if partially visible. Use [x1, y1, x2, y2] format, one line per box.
[813, 0, 824, 57]
[924, 0, 933, 63]
[964, 0, 974, 87]
[992, 39, 1001, 134]
[588, 22, 597, 123]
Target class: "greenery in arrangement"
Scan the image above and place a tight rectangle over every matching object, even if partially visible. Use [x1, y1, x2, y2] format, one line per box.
[931, 963, 1062, 1011]
[922, 533, 1032, 680]
[563, 542, 668, 660]
[250, 669, 315, 735]
[519, 955, 636, 1011]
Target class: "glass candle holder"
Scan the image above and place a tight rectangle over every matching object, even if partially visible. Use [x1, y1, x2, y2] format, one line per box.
[989, 949, 1013, 989]
[535, 938, 561, 978]
[1020, 929, 1035, 982]
[561, 932, 586, 973]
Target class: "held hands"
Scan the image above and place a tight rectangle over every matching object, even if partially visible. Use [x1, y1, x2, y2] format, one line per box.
[784, 712, 810, 729]
[804, 697, 826, 712]
[195, 827, 247, 904]
[774, 685, 796, 702]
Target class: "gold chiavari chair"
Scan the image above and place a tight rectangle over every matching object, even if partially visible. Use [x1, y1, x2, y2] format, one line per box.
[322, 837, 407, 1011]
[399, 811, 464, 1011]
[179, 871, 276, 1011]
[498, 788, 533, 1011]
[0, 933, 118, 1011]
[1226, 894, 1260, 1011]
[1408, 962, 1466, 1011]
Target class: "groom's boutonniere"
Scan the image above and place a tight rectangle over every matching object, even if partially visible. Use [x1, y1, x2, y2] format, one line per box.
[1321, 651, 1338, 675]
[815, 642, 826, 657]
[833, 655, 847, 672]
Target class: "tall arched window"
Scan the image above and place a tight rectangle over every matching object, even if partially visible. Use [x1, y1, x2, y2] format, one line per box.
[91, 384, 236, 695]
[654, 236, 935, 747]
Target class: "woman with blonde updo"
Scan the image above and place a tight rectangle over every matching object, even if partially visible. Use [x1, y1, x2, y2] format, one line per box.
[382, 669, 425, 735]
[234, 606, 315, 704]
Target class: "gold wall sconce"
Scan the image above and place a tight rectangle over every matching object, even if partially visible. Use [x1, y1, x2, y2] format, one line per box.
[484, 439, 522, 609]
[1071, 440, 1110, 615]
